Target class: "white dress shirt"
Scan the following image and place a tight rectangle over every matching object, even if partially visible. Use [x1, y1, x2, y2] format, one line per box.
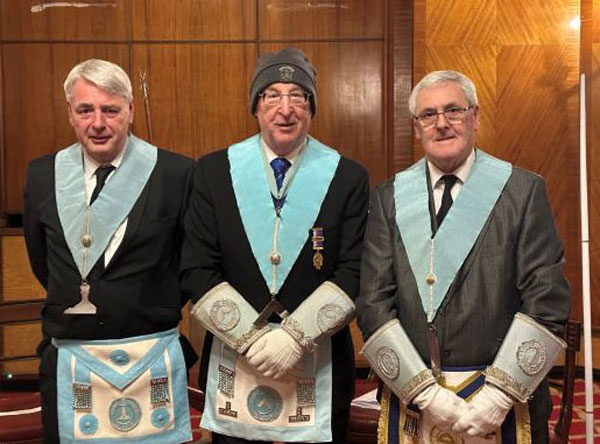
[428, 148, 476, 213]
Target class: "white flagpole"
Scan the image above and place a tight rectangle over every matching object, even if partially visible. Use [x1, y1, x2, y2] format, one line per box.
[579, 72, 595, 444]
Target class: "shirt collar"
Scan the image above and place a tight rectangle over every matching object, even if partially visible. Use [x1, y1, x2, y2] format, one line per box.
[428, 148, 476, 189]
[82, 137, 128, 179]
[261, 137, 306, 165]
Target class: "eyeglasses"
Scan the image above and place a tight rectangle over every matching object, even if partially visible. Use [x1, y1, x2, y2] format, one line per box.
[413, 105, 474, 129]
[260, 90, 311, 106]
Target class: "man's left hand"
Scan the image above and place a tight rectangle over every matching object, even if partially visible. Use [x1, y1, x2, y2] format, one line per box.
[452, 384, 514, 437]
[245, 328, 304, 379]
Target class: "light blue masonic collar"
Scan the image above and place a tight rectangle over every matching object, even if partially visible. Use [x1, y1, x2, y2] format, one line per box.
[394, 150, 512, 320]
[228, 134, 340, 294]
[55, 135, 157, 278]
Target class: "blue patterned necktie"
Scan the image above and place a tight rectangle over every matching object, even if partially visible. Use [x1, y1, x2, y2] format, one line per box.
[270, 157, 291, 191]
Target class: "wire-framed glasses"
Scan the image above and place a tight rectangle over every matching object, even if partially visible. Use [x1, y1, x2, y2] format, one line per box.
[414, 105, 474, 129]
[260, 90, 311, 106]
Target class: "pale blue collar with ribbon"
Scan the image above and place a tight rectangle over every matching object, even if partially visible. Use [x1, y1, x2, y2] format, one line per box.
[394, 150, 512, 320]
[228, 134, 340, 294]
[55, 135, 157, 278]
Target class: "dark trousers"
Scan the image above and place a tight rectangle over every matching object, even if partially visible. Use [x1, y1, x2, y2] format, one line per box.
[39, 342, 59, 444]
[211, 407, 350, 444]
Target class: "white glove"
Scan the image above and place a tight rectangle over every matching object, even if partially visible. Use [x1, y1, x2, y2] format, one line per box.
[413, 384, 469, 431]
[452, 384, 514, 437]
[245, 328, 304, 379]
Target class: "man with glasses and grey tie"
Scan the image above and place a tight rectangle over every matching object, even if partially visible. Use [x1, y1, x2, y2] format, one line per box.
[181, 47, 369, 443]
[23, 59, 195, 443]
[356, 70, 570, 443]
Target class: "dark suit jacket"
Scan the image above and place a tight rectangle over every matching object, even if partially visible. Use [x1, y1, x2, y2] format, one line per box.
[180, 147, 370, 412]
[356, 165, 571, 433]
[23, 148, 195, 341]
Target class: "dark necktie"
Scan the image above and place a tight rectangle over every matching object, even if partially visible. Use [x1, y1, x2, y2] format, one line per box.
[90, 165, 115, 205]
[436, 174, 458, 228]
[270, 157, 291, 191]
[88, 165, 115, 274]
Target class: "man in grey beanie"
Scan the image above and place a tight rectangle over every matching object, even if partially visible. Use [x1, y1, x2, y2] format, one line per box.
[181, 47, 370, 443]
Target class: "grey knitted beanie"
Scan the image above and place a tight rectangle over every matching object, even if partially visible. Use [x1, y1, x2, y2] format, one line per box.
[249, 47, 317, 116]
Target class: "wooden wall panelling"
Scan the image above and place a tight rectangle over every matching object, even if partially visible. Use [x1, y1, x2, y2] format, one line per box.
[258, 0, 385, 40]
[583, 0, 600, 337]
[389, 0, 415, 175]
[0, 323, 40, 374]
[0, 0, 130, 41]
[131, 43, 257, 158]
[425, 0, 496, 47]
[131, 0, 256, 41]
[589, 42, 600, 332]
[497, 0, 573, 46]
[0, 38, 3, 217]
[0, 234, 43, 374]
[259, 42, 387, 185]
[2, 43, 129, 212]
[1, 235, 44, 302]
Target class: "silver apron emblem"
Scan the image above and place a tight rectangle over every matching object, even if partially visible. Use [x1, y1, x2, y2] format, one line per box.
[109, 397, 142, 432]
[247, 386, 283, 422]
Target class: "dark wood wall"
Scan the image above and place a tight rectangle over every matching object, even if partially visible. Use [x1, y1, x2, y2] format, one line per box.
[0, 0, 413, 372]
[0, 0, 409, 214]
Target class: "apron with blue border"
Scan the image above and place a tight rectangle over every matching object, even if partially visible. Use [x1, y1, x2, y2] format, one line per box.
[54, 328, 192, 443]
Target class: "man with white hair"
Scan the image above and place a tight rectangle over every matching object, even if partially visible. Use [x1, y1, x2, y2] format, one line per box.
[23, 59, 195, 443]
[357, 70, 570, 443]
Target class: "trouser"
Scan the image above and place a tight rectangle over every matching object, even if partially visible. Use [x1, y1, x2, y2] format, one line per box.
[211, 407, 351, 444]
[39, 342, 59, 444]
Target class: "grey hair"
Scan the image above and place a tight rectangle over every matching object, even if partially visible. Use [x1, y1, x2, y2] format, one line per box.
[408, 70, 478, 115]
[64, 59, 133, 102]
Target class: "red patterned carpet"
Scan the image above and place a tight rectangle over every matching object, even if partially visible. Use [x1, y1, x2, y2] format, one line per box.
[549, 379, 600, 443]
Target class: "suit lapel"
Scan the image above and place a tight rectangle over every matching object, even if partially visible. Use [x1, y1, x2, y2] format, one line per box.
[102, 177, 152, 273]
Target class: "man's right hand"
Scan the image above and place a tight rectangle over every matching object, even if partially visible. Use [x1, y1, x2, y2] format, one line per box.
[412, 384, 469, 431]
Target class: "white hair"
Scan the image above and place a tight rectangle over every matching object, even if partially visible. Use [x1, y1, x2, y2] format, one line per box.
[409, 70, 478, 114]
[64, 59, 132, 102]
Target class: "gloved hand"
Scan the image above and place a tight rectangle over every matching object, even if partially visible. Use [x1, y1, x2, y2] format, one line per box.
[452, 384, 514, 437]
[245, 328, 304, 379]
[412, 384, 469, 431]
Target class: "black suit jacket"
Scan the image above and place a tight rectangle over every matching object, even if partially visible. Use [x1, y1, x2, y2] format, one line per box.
[357, 165, 571, 433]
[23, 147, 195, 341]
[180, 147, 370, 411]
